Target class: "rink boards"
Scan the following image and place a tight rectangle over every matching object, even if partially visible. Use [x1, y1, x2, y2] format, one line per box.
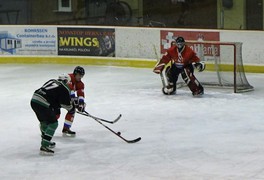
[0, 25, 263, 73]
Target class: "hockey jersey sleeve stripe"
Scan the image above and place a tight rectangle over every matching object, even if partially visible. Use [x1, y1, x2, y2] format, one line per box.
[31, 93, 50, 108]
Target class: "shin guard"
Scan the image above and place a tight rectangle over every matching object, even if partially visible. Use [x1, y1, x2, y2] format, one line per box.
[64, 113, 75, 129]
[41, 121, 58, 147]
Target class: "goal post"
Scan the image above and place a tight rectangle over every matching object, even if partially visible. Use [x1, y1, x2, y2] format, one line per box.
[185, 41, 254, 93]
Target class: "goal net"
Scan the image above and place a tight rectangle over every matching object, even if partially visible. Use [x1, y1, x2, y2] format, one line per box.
[183, 41, 254, 93]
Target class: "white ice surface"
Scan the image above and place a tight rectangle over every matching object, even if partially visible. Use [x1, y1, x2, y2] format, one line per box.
[1, 64, 264, 180]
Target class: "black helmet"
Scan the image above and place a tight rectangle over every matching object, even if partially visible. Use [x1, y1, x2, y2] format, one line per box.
[175, 36, 185, 49]
[175, 36, 185, 43]
[73, 66, 85, 76]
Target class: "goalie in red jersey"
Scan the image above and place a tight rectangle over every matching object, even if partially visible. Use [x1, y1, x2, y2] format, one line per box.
[153, 36, 205, 96]
[62, 66, 86, 136]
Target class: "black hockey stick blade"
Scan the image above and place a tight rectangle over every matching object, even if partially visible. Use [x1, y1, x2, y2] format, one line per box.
[125, 137, 141, 143]
[115, 131, 141, 143]
[115, 132, 141, 143]
[84, 111, 122, 124]
[110, 114, 122, 124]
[77, 111, 122, 124]
[78, 111, 141, 144]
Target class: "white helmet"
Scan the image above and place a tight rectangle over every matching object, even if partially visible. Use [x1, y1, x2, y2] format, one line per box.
[58, 73, 71, 83]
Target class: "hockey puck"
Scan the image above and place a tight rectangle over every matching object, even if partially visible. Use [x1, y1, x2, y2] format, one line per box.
[117, 132, 121, 135]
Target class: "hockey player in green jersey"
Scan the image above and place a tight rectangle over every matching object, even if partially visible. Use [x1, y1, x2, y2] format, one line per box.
[30, 74, 75, 155]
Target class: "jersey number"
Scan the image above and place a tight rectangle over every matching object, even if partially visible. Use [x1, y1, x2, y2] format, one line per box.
[42, 80, 59, 90]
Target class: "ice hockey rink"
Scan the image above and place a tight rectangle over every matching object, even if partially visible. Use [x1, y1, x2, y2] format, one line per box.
[1, 64, 264, 180]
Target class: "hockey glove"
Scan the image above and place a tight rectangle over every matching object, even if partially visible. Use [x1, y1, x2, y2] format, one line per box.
[153, 62, 165, 74]
[77, 99, 86, 112]
[194, 62, 206, 72]
[70, 91, 79, 106]
[71, 97, 79, 107]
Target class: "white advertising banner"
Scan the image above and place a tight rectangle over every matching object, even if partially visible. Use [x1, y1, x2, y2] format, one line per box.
[0, 26, 57, 55]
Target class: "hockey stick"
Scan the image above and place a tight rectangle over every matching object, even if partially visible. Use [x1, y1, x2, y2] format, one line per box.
[77, 111, 121, 124]
[77, 111, 141, 143]
[160, 71, 166, 88]
[153, 45, 173, 95]
[153, 45, 167, 88]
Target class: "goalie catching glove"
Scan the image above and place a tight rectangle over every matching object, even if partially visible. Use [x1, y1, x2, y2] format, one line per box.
[193, 62, 206, 72]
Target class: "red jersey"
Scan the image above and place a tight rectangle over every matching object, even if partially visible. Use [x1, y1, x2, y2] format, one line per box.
[68, 73, 85, 99]
[161, 45, 200, 68]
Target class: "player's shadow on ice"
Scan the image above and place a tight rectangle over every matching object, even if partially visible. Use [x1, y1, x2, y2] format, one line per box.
[52, 135, 87, 144]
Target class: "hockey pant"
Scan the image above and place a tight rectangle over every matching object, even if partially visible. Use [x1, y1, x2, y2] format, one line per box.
[166, 64, 204, 95]
[30, 101, 59, 147]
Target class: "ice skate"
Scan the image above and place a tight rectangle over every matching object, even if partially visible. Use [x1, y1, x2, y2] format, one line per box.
[62, 128, 76, 137]
[48, 141, 56, 148]
[40, 146, 54, 156]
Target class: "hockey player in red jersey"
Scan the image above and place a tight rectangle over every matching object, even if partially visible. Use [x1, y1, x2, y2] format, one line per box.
[153, 36, 205, 95]
[62, 66, 86, 136]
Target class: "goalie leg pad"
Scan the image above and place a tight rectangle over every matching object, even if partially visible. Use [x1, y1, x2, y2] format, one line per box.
[181, 67, 204, 96]
[165, 64, 179, 84]
[162, 64, 181, 95]
[162, 84, 176, 95]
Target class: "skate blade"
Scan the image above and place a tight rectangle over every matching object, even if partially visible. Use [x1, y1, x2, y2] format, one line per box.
[39, 151, 54, 156]
[48, 145, 56, 148]
[193, 93, 204, 97]
[62, 133, 76, 137]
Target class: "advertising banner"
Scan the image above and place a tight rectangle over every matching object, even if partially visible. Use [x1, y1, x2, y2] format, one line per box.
[160, 30, 220, 57]
[58, 27, 115, 57]
[0, 27, 57, 55]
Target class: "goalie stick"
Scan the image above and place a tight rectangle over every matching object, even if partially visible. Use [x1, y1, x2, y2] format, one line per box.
[153, 45, 167, 88]
[77, 111, 121, 124]
[153, 45, 174, 95]
[77, 111, 141, 143]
